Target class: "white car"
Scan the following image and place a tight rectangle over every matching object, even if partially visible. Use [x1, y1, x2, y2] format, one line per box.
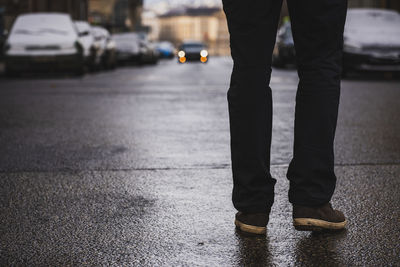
[91, 26, 117, 69]
[74, 20, 100, 69]
[112, 32, 141, 63]
[343, 8, 400, 74]
[4, 13, 85, 75]
[140, 40, 159, 64]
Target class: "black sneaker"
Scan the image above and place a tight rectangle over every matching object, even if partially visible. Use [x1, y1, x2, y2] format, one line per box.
[293, 203, 347, 231]
[235, 212, 269, 234]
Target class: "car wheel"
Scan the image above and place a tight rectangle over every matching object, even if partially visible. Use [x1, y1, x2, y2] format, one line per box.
[5, 67, 18, 78]
[151, 57, 158, 65]
[272, 55, 285, 68]
[110, 58, 117, 69]
[105, 54, 115, 70]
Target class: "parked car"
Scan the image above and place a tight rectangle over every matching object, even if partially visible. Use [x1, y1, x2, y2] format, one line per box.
[0, 11, 7, 61]
[113, 32, 141, 64]
[139, 39, 159, 65]
[272, 21, 295, 68]
[4, 13, 85, 76]
[177, 41, 208, 63]
[91, 26, 116, 69]
[156, 41, 175, 59]
[343, 8, 400, 76]
[136, 32, 159, 65]
[74, 20, 100, 69]
[0, 30, 6, 61]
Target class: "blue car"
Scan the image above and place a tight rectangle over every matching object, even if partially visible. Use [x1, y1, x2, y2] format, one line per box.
[156, 41, 175, 59]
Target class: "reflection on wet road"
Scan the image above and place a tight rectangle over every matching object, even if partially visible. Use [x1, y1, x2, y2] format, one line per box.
[0, 58, 399, 265]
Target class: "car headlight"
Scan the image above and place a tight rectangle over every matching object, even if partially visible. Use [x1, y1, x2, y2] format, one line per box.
[178, 50, 185, 58]
[200, 49, 208, 57]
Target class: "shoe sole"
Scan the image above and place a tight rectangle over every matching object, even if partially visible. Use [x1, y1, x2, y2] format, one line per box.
[235, 219, 266, 235]
[293, 218, 347, 231]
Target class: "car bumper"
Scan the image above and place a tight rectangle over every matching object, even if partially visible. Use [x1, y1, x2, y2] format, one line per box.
[343, 51, 400, 72]
[184, 53, 202, 61]
[116, 52, 140, 62]
[5, 54, 83, 72]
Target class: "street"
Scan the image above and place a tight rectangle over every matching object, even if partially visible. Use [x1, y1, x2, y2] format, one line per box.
[0, 58, 399, 266]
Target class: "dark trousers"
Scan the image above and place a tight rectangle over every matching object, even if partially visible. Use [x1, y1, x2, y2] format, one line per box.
[223, 0, 348, 213]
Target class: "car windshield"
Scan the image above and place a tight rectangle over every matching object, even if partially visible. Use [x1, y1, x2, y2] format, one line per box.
[346, 10, 400, 29]
[181, 43, 204, 50]
[158, 42, 174, 49]
[11, 14, 75, 36]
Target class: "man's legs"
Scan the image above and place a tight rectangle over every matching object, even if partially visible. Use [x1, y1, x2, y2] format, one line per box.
[223, 0, 283, 213]
[286, 0, 348, 206]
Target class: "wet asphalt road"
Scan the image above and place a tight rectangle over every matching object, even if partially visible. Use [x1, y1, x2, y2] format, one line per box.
[0, 58, 399, 266]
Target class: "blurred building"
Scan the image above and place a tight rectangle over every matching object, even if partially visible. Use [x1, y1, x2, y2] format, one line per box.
[0, 0, 88, 30]
[88, 0, 116, 25]
[142, 10, 159, 41]
[278, 0, 400, 24]
[88, 0, 143, 32]
[214, 10, 230, 56]
[144, 7, 230, 56]
[0, 0, 144, 32]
